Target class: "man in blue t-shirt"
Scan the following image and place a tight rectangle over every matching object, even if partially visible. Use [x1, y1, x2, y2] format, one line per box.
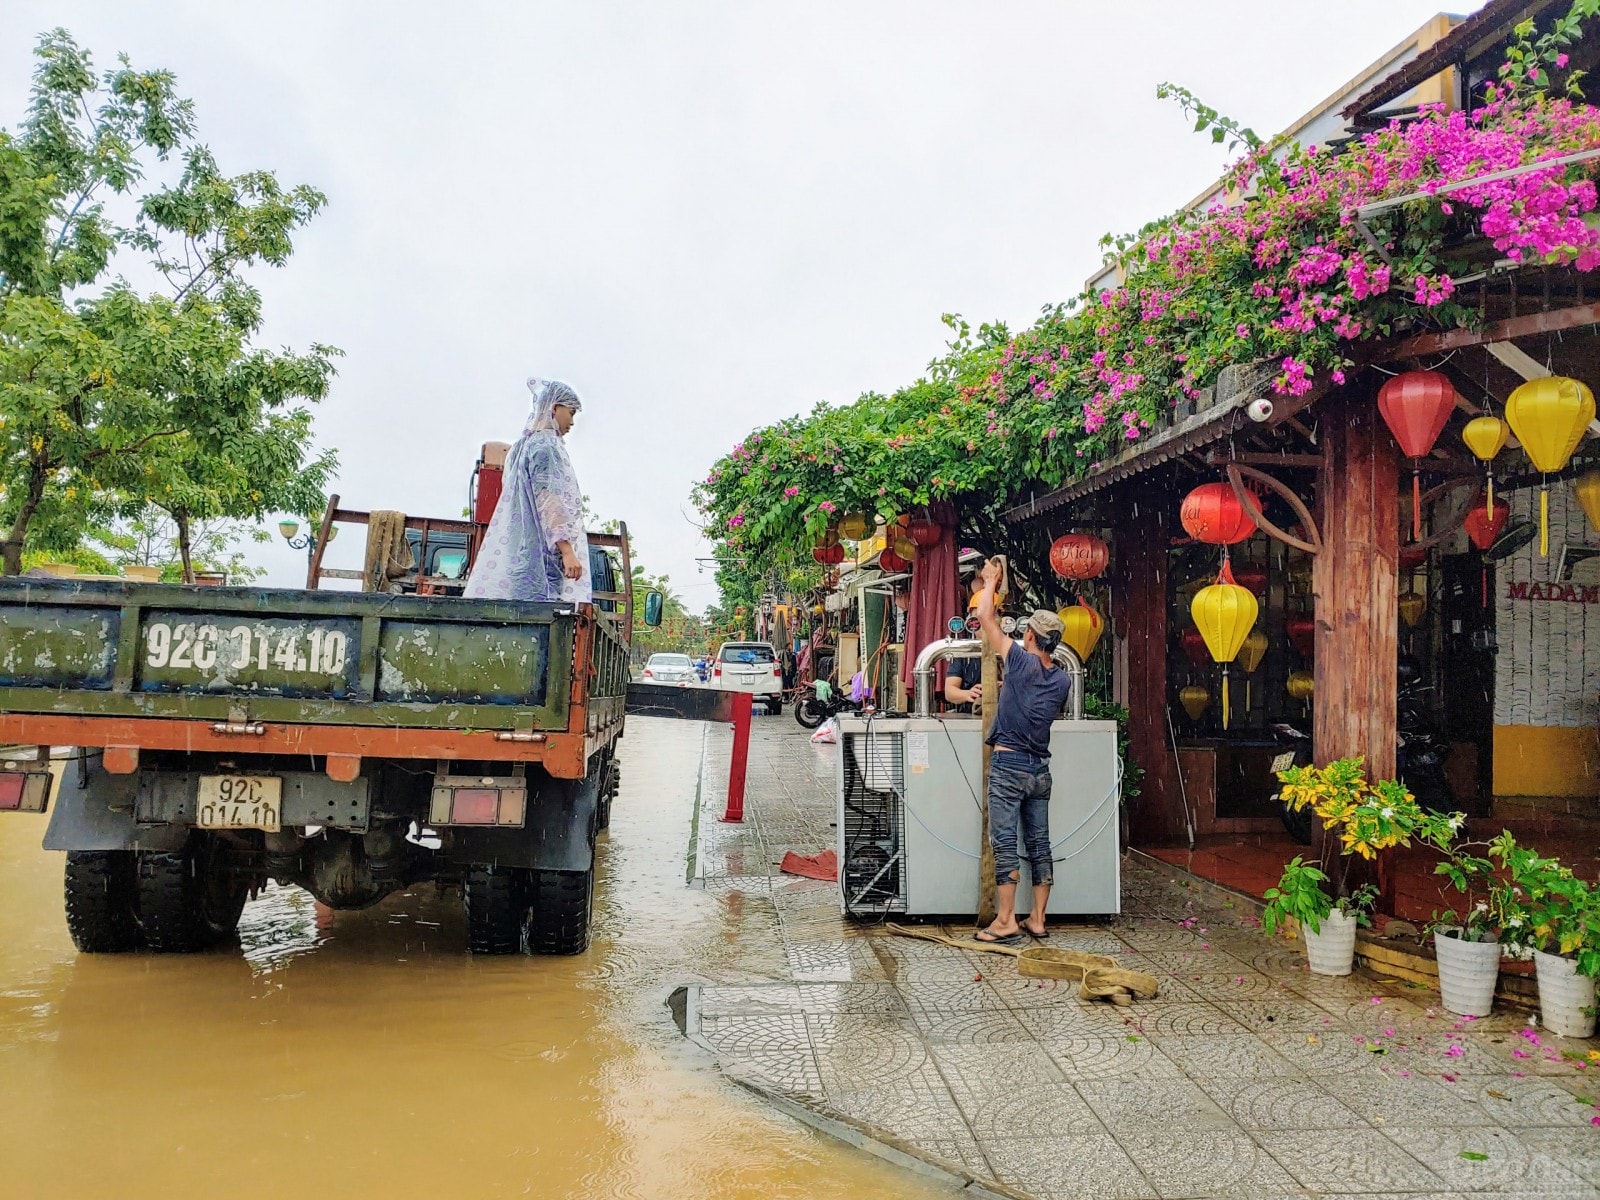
[971, 559, 1073, 943]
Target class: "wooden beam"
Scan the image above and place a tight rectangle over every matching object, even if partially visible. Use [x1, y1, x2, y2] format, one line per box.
[1204, 451, 1322, 468]
[1390, 301, 1600, 358]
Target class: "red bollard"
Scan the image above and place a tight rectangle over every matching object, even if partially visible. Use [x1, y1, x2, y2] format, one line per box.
[722, 691, 753, 822]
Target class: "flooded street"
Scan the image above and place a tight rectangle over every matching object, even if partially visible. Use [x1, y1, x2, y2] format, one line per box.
[0, 718, 943, 1200]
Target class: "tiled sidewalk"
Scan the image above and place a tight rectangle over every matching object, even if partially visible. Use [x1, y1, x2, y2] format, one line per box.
[685, 719, 1600, 1200]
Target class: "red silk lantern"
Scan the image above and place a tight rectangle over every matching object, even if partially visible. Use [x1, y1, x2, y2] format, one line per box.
[812, 543, 844, 565]
[1287, 614, 1315, 658]
[1463, 497, 1510, 552]
[1049, 533, 1110, 580]
[1232, 566, 1267, 597]
[1399, 545, 1428, 572]
[1378, 370, 1457, 540]
[879, 547, 908, 573]
[1180, 625, 1210, 668]
[907, 518, 942, 548]
[1180, 482, 1259, 545]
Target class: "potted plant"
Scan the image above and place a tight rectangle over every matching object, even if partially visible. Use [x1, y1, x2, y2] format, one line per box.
[1496, 835, 1598, 1038]
[1261, 857, 1375, 975]
[1432, 845, 1519, 1018]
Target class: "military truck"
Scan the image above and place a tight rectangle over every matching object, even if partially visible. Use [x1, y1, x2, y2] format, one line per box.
[0, 464, 660, 956]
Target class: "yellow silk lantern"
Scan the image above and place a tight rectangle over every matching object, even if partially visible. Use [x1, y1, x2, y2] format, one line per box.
[1178, 685, 1209, 721]
[891, 534, 918, 562]
[1236, 628, 1268, 711]
[837, 512, 869, 541]
[1506, 376, 1596, 556]
[1461, 415, 1509, 517]
[1576, 469, 1600, 536]
[1286, 669, 1315, 715]
[1057, 599, 1104, 662]
[1399, 592, 1426, 628]
[1190, 561, 1259, 729]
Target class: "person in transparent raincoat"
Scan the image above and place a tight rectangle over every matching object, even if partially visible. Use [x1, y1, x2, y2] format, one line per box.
[464, 378, 592, 603]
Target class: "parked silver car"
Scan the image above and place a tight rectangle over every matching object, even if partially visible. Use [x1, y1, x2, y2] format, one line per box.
[642, 652, 697, 685]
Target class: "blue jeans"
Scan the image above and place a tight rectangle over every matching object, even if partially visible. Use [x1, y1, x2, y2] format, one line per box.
[988, 750, 1053, 888]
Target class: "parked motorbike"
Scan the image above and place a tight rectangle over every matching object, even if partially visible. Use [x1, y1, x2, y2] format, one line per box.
[1397, 654, 1454, 816]
[1269, 721, 1316, 844]
[794, 680, 863, 729]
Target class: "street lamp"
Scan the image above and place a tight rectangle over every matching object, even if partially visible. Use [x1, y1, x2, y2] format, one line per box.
[279, 518, 336, 562]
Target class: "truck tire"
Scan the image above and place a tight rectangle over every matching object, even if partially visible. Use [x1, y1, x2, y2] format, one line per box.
[526, 866, 593, 955]
[596, 757, 619, 833]
[64, 850, 141, 953]
[135, 838, 249, 953]
[464, 864, 527, 954]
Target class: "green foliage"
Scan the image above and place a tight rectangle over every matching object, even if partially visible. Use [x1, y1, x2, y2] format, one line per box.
[0, 30, 337, 574]
[1261, 857, 1334, 937]
[1473, 830, 1600, 975]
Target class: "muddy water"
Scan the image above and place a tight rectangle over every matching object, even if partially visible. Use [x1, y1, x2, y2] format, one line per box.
[0, 718, 945, 1200]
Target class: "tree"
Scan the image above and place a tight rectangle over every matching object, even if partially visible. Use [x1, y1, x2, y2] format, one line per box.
[0, 30, 337, 574]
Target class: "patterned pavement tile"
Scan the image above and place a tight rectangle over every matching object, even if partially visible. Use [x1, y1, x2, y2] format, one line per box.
[1321, 1068, 1490, 1126]
[1091, 1001, 1248, 1037]
[1148, 1033, 1298, 1080]
[1038, 1031, 1184, 1081]
[1194, 1074, 1367, 1131]
[1381, 1124, 1589, 1193]
[1074, 1075, 1234, 1133]
[984, 1132, 1160, 1199]
[930, 1042, 1065, 1104]
[895, 977, 1007, 1014]
[694, 984, 805, 1017]
[805, 1009, 921, 1048]
[987, 971, 1084, 1008]
[1038, 927, 1129, 955]
[1519, 1126, 1600, 1187]
[793, 981, 908, 1015]
[918, 1134, 996, 1180]
[1016, 1001, 1146, 1040]
[1457, 1074, 1600, 1126]
[813, 1029, 932, 1094]
[1259, 1025, 1381, 1074]
[908, 1005, 1036, 1045]
[697, 1012, 810, 1056]
[825, 1083, 981, 1146]
[1253, 1127, 1446, 1192]
[1114, 1126, 1303, 1199]
[1212, 996, 1339, 1032]
[957, 1079, 1104, 1140]
[1466, 1031, 1596, 1076]
[719, 1047, 824, 1100]
[1114, 927, 1213, 953]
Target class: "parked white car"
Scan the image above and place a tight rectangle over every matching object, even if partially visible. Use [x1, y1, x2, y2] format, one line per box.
[713, 641, 783, 714]
[641, 652, 696, 685]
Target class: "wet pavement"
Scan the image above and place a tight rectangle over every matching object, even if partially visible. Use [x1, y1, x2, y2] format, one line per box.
[688, 719, 1600, 1199]
[0, 716, 951, 1200]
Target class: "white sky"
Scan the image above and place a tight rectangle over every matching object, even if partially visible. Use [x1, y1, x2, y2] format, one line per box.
[0, 1, 1483, 608]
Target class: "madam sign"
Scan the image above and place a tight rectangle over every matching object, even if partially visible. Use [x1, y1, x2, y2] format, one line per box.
[1506, 580, 1600, 604]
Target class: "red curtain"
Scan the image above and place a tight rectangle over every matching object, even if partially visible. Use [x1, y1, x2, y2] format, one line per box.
[900, 503, 960, 697]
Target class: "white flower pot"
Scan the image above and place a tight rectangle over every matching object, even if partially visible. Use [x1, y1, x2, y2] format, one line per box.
[1434, 929, 1501, 1017]
[1302, 909, 1358, 976]
[1533, 949, 1597, 1039]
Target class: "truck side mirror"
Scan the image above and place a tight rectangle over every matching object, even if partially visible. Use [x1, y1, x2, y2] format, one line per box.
[643, 591, 664, 627]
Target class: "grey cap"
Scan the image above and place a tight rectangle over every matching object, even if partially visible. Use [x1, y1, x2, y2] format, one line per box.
[1026, 608, 1064, 646]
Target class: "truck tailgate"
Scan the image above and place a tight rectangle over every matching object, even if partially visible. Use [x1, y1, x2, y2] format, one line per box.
[0, 579, 577, 731]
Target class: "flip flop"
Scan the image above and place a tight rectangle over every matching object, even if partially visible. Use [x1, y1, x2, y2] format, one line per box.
[973, 928, 1024, 945]
[1020, 924, 1050, 940]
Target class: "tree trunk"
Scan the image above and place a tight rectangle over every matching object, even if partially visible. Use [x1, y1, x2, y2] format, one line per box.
[1, 460, 49, 576]
[175, 512, 195, 584]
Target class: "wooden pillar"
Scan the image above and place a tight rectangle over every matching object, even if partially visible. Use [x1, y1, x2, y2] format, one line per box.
[1111, 479, 1186, 845]
[1313, 387, 1399, 905]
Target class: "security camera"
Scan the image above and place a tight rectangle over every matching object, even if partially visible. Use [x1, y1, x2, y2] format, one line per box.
[1247, 397, 1274, 423]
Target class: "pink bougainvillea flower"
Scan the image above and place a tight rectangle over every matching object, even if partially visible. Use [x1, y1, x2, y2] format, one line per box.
[782, 486, 799, 497]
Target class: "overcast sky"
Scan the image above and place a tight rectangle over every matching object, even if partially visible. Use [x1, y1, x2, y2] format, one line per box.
[1, 1, 1483, 608]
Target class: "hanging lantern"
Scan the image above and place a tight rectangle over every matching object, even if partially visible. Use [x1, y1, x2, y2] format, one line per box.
[1462, 415, 1510, 517]
[837, 512, 869, 541]
[1190, 560, 1260, 728]
[1399, 593, 1426, 628]
[891, 534, 919, 562]
[1180, 482, 1259, 546]
[1232, 566, 1267, 597]
[1575, 468, 1600, 536]
[1237, 628, 1269, 712]
[1180, 625, 1210, 668]
[1057, 599, 1104, 662]
[878, 547, 908, 573]
[1378, 369, 1458, 540]
[1178, 685, 1210, 721]
[1049, 533, 1110, 580]
[812, 542, 844, 566]
[1399, 545, 1428, 573]
[1463, 497, 1510, 552]
[907, 517, 942, 548]
[1286, 670, 1315, 715]
[1287, 614, 1315, 658]
[1506, 376, 1596, 556]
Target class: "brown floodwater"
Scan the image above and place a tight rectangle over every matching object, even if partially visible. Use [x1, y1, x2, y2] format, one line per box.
[0, 718, 946, 1200]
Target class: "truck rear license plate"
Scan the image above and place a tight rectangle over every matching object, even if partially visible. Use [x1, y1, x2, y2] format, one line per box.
[197, 776, 282, 832]
[1270, 752, 1297, 774]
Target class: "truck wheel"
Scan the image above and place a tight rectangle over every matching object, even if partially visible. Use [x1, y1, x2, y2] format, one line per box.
[526, 866, 593, 955]
[596, 758, 620, 833]
[135, 838, 249, 953]
[64, 851, 141, 953]
[464, 864, 528, 954]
